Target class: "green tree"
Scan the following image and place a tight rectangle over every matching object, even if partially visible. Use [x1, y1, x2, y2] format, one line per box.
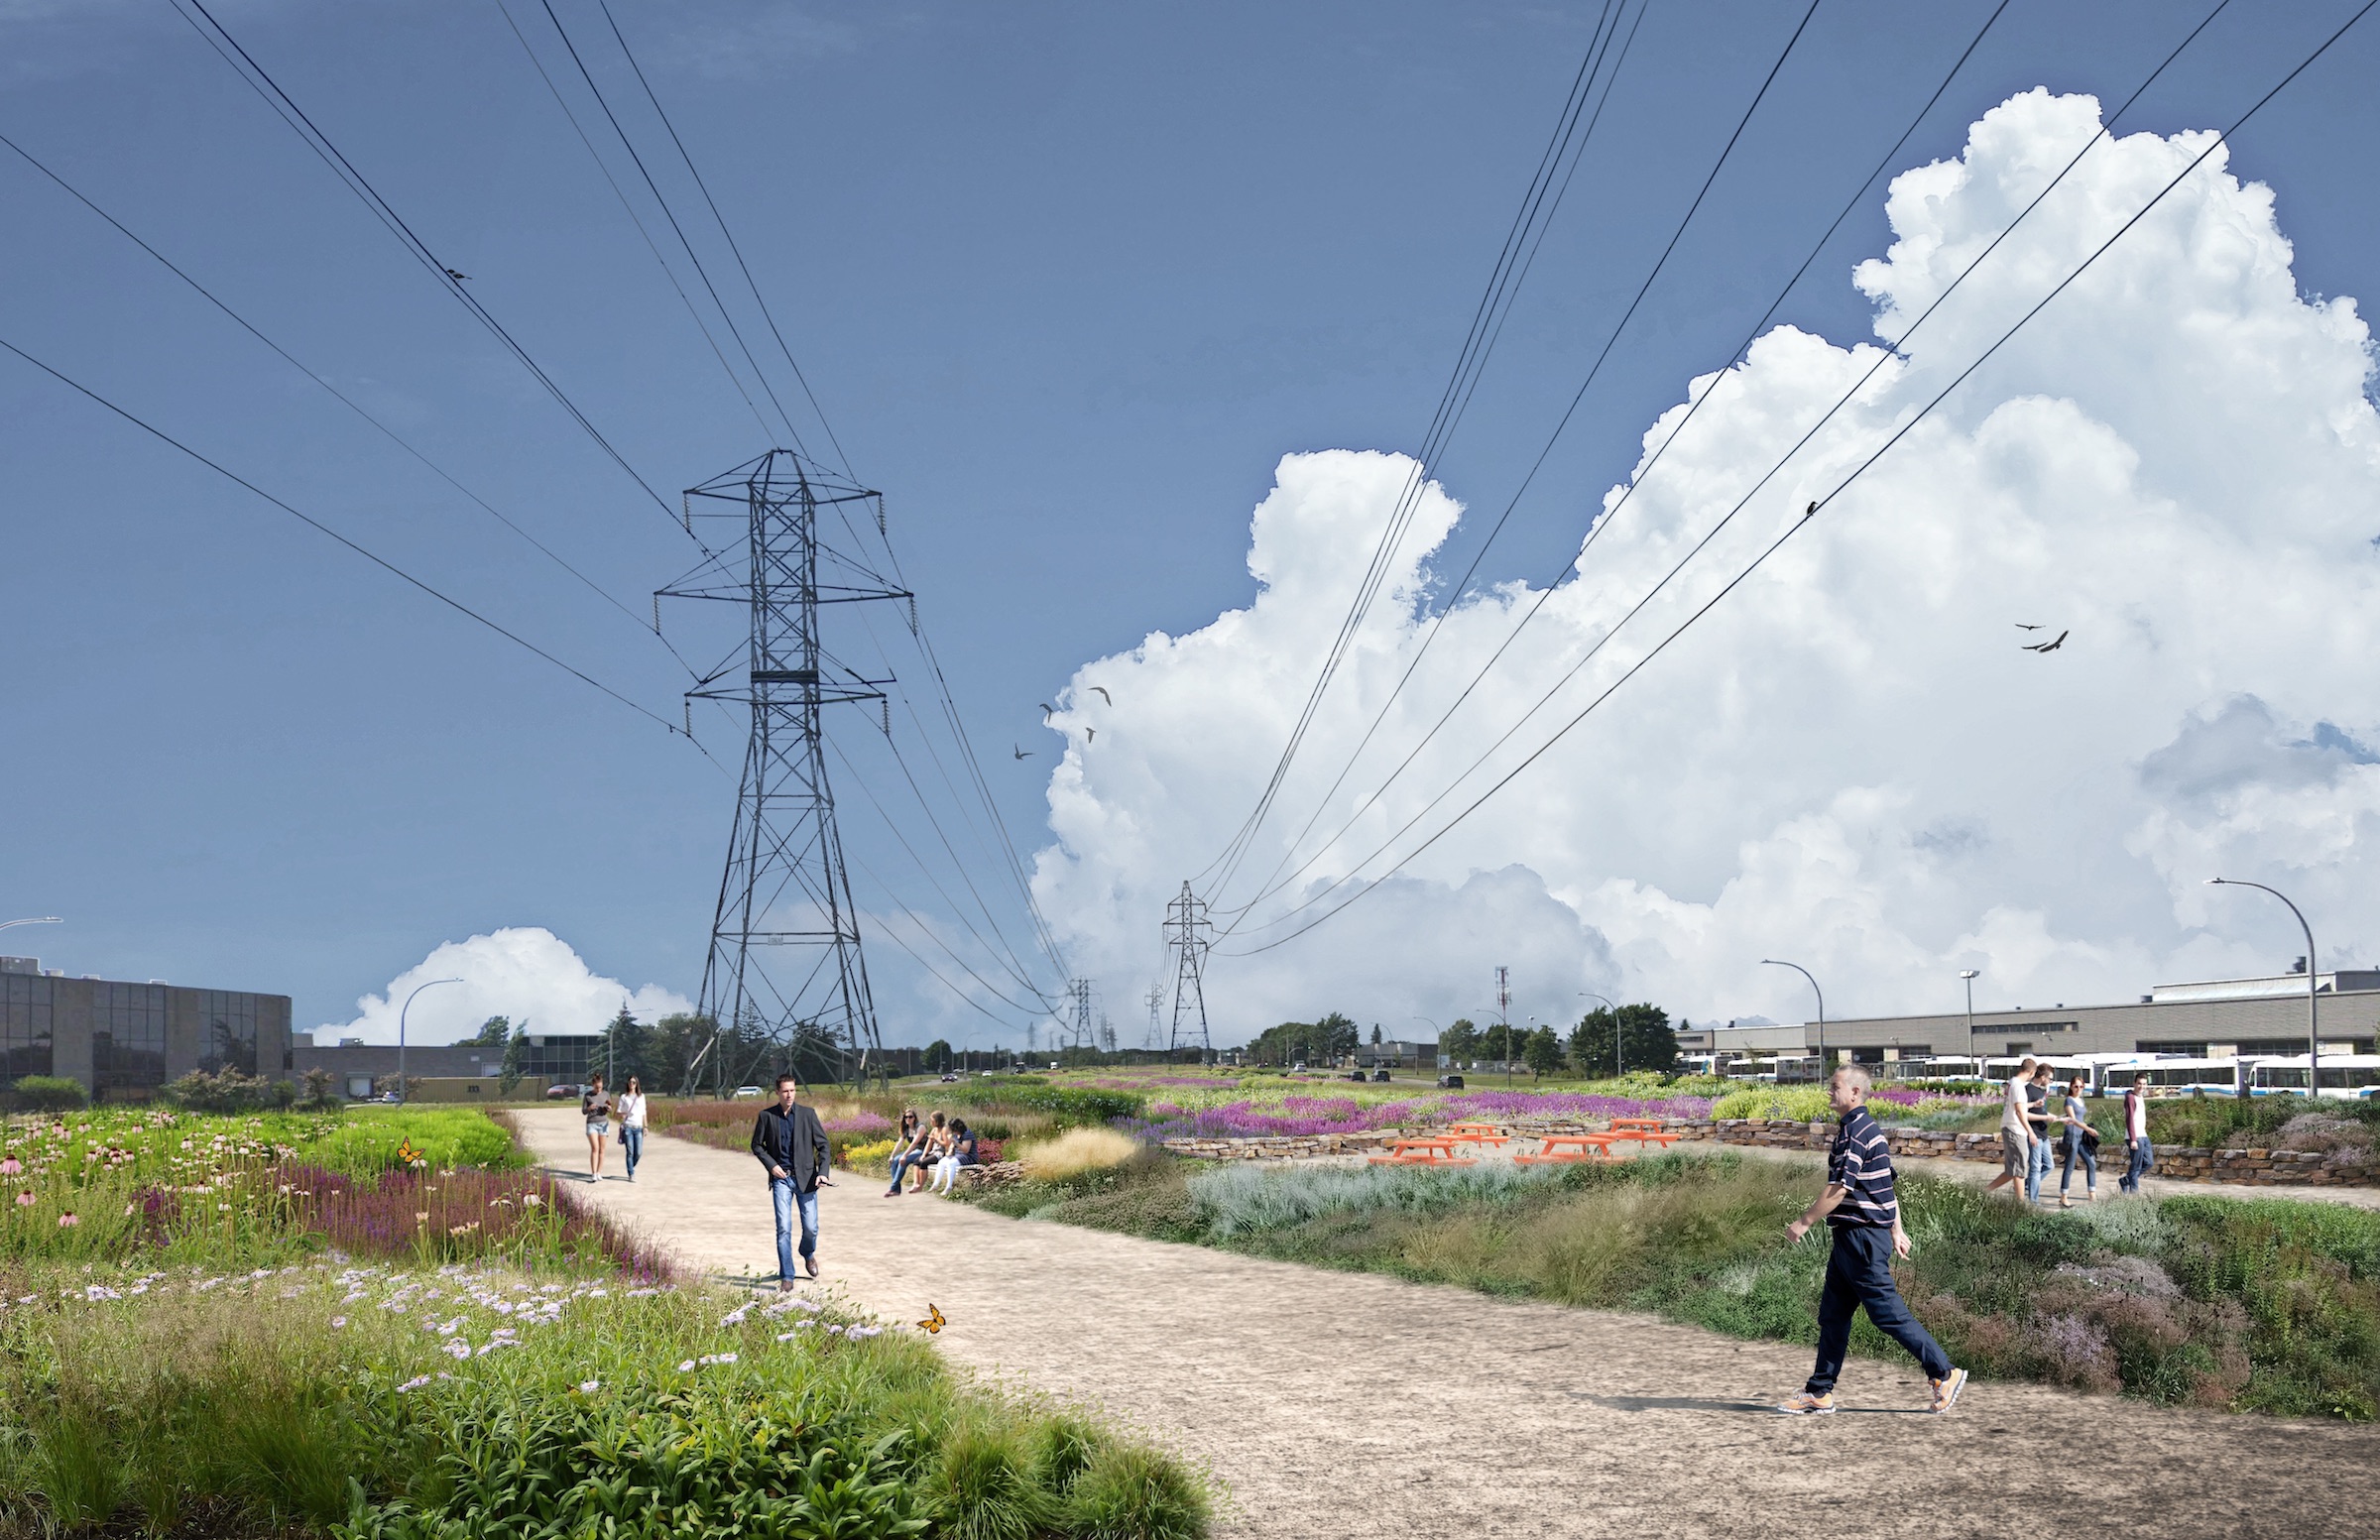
[1369, 1023, 1382, 1045]
[1523, 1024, 1564, 1078]
[924, 1038, 954, 1073]
[600, 1005, 649, 1089]
[464, 1015, 511, 1048]
[1314, 1012, 1360, 1064]
[1439, 1018, 1480, 1064]
[1568, 1004, 1680, 1078]
[498, 1022, 528, 1098]
[1479, 1021, 1510, 1062]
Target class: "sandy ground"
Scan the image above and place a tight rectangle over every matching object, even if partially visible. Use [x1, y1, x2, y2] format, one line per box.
[518, 1108, 2380, 1539]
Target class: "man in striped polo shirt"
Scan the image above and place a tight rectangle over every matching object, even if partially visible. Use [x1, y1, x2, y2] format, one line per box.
[1776, 1064, 1967, 1415]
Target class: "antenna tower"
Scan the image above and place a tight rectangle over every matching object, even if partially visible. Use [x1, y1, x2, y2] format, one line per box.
[661, 450, 910, 1093]
[1164, 882, 1213, 1056]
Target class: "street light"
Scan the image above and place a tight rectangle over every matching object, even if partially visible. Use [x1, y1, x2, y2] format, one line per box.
[0, 916, 62, 933]
[397, 978, 463, 1104]
[2207, 878, 2321, 1100]
[1959, 969, 1980, 1079]
[1761, 960, 1826, 1079]
[1579, 992, 1616, 1077]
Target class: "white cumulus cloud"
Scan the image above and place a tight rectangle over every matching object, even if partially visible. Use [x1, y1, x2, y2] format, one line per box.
[1026, 88, 2380, 1041]
[317, 927, 694, 1046]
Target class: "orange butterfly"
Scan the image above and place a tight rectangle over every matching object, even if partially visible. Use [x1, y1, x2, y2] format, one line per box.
[397, 1137, 420, 1166]
[916, 1303, 947, 1335]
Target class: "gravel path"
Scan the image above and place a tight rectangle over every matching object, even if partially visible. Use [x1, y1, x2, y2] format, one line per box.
[517, 1108, 2380, 1539]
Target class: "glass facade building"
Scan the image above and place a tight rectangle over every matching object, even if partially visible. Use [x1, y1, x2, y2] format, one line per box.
[0, 961, 290, 1100]
[1, 973, 54, 1082]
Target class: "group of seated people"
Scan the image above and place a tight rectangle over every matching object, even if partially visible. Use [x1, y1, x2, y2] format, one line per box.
[884, 1109, 981, 1197]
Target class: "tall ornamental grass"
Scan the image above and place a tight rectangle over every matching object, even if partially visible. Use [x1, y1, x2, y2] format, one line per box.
[0, 1258, 1209, 1539]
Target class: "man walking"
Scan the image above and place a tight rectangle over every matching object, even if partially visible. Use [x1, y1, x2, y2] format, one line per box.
[1777, 1065, 1966, 1416]
[2120, 1072, 2155, 1195]
[1982, 1056, 2038, 1200]
[750, 1072, 831, 1289]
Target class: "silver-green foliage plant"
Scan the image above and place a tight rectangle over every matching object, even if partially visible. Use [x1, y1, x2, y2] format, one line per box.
[1186, 1160, 1560, 1238]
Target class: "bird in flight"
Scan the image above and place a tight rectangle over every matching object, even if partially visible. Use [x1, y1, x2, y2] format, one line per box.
[1086, 728, 1097, 744]
[1012, 745, 1033, 760]
[444, 268, 471, 282]
[2015, 623, 2043, 631]
[1038, 703, 1055, 722]
[2021, 630, 2069, 653]
[1089, 685, 1113, 705]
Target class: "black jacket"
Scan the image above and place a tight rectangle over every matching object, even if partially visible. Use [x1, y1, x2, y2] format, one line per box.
[750, 1102, 830, 1191]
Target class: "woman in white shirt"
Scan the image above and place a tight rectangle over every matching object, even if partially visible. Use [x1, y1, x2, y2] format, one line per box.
[617, 1076, 649, 1183]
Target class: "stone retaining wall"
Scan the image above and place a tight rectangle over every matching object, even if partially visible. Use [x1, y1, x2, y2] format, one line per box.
[1163, 1117, 2379, 1188]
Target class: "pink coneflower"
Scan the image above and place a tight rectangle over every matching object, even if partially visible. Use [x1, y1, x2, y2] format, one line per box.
[58, 1213, 78, 1228]
[0, 1158, 20, 1176]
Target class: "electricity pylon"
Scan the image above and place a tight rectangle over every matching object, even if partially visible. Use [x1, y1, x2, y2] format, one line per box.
[660, 450, 908, 1093]
[1164, 882, 1212, 1056]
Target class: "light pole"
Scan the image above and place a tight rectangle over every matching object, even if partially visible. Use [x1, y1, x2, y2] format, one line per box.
[397, 978, 463, 1104]
[1959, 969, 1979, 1079]
[1761, 959, 1825, 1080]
[1579, 992, 1616, 1078]
[0, 916, 62, 933]
[2207, 878, 2321, 1099]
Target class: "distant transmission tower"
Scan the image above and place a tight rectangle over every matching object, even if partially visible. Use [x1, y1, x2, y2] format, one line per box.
[1065, 978, 1095, 1052]
[1143, 983, 1165, 1050]
[662, 450, 909, 1093]
[1164, 882, 1212, 1056]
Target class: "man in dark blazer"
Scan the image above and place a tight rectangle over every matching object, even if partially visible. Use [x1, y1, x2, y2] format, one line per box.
[750, 1072, 832, 1286]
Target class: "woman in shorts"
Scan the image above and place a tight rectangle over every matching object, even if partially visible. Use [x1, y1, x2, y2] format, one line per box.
[581, 1074, 613, 1178]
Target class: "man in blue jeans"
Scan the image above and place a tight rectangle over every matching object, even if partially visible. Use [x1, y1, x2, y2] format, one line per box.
[2120, 1073, 2155, 1194]
[750, 1073, 831, 1289]
[1777, 1065, 1967, 1416]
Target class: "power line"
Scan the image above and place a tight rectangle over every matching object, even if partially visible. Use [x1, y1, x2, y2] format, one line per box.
[1208, 0, 1816, 908]
[0, 125, 685, 650]
[1223, 0, 2022, 924]
[0, 331, 699, 748]
[1201, 0, 1645, 899]
[526, 0, 812, 456]
[1222, 0, 2374, 955]
[595, 0, 853, 476]
[167, 0, 687, 530]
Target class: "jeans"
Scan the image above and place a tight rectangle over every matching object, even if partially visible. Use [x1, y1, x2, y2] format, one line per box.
[2025, 1135, 2054, 1203]
[2059, 1132, 2096, 1194]
[620, 1126, 644, 1178]
[1806, 1224, 1952, 1394]
[769, 1177, 820, 1280]
[2121, 1138, 2155, 1194]
[886, 1151, 926, 1194]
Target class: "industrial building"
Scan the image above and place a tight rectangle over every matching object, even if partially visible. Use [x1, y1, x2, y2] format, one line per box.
[1678, 968, 2380, 1074]
[290, 1032, 607, 1100]
[0, 956, 293, 1099]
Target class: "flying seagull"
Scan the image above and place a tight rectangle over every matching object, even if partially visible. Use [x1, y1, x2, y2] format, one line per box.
[1012, 745, 1033, 760]
[1038, 703, 1055, 722]
[2015, 623, 2043, 631]
[1089, 685, 1112, 705]
[1086, 728, 1096, 744]
[444, 268, 471, 282]
[2022, 630, 2069, 653]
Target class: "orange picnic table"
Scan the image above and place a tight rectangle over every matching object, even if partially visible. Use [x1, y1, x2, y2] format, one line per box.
[1368, 1137, 1476, 1167]
[1443, 1121, 1511, 1148]
[1606, 1118, 1682, 1151]
[1514, 1132, 1621, 1165]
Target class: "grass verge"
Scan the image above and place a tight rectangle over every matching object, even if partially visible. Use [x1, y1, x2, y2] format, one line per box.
[962, 1148, 2380, 1419]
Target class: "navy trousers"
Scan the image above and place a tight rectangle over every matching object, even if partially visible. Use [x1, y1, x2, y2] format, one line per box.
[1805, 1223, 1952, 1394]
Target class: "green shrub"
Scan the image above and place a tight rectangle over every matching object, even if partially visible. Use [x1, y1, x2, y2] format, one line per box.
[1708, 1086, 1834, 1122]
[163, 1068, 297, 1115]
[9, 1075, 87, 1113]
[1065, 1443, 1212, 1540]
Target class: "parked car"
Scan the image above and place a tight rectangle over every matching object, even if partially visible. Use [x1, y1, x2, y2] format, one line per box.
[1436, 1074, 1465, 1090]
[939, 1073, 959, 1083]
[732, 1085, 764, 1099]
[543, 1083, 581, 1100]
[1370, 1069, 1391, 1083]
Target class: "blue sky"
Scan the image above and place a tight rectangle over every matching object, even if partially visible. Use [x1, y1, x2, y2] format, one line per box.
[4, 0, 2376, 1045]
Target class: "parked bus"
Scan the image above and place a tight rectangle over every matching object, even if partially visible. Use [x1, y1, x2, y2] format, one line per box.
[2242, 1055, 2380, 1099]
[2086, 1054, 2242, 1098]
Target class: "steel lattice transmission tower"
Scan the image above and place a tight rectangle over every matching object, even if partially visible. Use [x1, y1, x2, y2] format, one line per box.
[1064, 978, 1095, 1053]
[1164, 882, 1212, 1056]
[661, 450, 909, 1093]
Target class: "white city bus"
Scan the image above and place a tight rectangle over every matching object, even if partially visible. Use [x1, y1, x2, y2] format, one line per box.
[2243, 1054, 2380, 1099]
[2087, 1055, 2242, 1098]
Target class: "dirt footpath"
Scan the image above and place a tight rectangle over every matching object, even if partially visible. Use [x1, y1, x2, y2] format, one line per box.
[516, 1109, 2379, 1540]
